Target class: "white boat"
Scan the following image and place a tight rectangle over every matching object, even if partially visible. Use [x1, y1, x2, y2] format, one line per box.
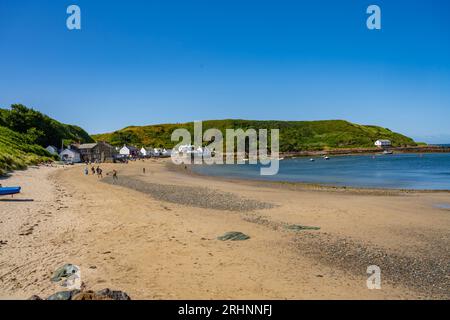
[383, 150, 393, 155]
[324, 156, 330, 160]
[310, 158, 315, 162]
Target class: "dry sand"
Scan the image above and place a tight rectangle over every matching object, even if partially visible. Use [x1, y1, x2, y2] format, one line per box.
[0, 160, 449, 300]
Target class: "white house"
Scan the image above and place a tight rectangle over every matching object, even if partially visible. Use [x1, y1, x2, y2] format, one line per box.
[59, 148, 81, 163]
[175, 145, 211, 157]
[45, 145, 58, 155]
[161, 149, 173, 157]
[120, 145, 138, 157]
[177, 144, 194, 154]
[150, 148, 161, 156]
[140, 147, 151, 157]
[375, 140, 392, 148]
[141, 147, 164, 157]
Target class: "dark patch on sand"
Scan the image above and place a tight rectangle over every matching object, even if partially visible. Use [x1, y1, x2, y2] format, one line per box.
[291, 232, 450, 299]
[102, 176, 275, 212]
[243, 213, 449, 299]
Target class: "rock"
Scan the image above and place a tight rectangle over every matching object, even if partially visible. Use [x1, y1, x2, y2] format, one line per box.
[50, 264, 79, 282]
[96, 288, 131, 300]
[27, 295, 42, 300]
[72, 291, 111, 300]
[47, 290, 80, 300]
[217, 231, 250, 241]
[285, 224, 321, 231]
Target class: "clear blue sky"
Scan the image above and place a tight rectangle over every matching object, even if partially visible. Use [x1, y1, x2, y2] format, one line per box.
[1, 0, 449, 142]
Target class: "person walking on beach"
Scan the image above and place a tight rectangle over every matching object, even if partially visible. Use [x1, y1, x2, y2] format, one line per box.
[84, 167, 89, 175]
[96, 166, 103, 179]
[91, 166, 95, 175]
[112, 169, 118, 183]
[143, 167, 146, 174]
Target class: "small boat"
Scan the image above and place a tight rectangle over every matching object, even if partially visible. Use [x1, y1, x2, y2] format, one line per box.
[383, 150, 393, 155]
[323, 156, 330, 160]
[0, 187, 21, 196]
[310, 158, 315, 162]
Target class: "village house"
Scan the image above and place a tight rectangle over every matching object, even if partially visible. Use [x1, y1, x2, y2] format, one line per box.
[161, 149, 172, 157]
[140, 147, 154, 157]
[374, 139, 392, 148]
[59, 147, 81, 163]
[120, 145, 139, 157]
[77, 141, 117, 163]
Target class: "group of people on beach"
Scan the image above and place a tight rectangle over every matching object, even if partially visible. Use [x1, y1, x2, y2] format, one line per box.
[84, 165, 103, 178]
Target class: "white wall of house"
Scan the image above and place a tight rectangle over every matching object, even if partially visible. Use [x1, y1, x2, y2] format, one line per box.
[119, 146, 131, 156]
[375, 140, 392, 147]
[59, 149, 81, 163]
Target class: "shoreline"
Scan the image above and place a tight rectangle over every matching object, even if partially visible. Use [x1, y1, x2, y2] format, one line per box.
[280, 145, 450, 158]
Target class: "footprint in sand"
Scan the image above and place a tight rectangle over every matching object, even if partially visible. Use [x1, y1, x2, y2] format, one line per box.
[19, 227, 34, 236]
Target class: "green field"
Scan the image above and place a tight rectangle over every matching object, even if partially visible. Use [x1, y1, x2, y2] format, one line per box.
[93, 119, 417, 152]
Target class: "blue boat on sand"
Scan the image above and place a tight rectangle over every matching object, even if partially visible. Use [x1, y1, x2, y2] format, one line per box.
[0, 187, 21, 196]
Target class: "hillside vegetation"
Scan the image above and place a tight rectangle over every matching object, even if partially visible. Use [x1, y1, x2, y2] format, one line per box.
[0, 104, 94, 175]
[0, 126, 55, 175]
[0, 104, 94, 147]
[93, 119, 417, 152]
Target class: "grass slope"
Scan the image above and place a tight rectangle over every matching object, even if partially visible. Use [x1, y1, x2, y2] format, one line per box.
[0, 104, 94, 175]
[93, 119, 417, 152]
[0, 126, 54, 175]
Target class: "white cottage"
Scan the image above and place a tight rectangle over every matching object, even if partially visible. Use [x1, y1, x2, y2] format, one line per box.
[161, 149, 173, 157]
[375, 140, 392, 148]
[119, 145, 138, 157]
[140, 147, 155, 157]
[59, 148, 81, 163]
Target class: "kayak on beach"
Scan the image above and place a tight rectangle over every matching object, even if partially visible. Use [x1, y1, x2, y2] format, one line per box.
[0, 187, 21, 196]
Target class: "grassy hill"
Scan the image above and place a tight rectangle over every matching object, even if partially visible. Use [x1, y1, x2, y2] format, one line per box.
[93, 119, 417, 152]
[0, 104, 94, 175]
[0, 126, 55, 175]
[0, 104, 94, 147]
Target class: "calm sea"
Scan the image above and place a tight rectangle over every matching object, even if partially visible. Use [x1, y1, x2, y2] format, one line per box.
[193, 153, 450, 190]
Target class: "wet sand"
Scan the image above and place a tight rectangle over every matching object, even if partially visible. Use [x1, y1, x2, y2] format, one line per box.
[1, 160, 449, 299]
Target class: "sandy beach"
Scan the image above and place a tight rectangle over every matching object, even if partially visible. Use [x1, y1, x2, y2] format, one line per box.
[1, 160, 449, 300]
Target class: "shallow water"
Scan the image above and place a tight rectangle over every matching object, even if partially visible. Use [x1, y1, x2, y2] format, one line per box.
[434, 203, 450, 210]
[193, 153, 450, 190]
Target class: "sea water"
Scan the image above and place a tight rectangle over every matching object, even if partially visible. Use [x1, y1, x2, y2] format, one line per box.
[193, 153, 450, 190]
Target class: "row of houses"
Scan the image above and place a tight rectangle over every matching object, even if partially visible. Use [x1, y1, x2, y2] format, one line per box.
[46, 143, 174, 163]
[119, 145, 172, 158]
[48, 139, 392, 163]
[52, 141, 117, 163]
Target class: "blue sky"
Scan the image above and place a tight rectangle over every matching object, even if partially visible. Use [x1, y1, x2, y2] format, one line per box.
[0, 0, 449, 142]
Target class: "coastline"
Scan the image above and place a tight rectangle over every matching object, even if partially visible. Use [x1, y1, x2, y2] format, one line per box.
[279, 145, 450, 158]
[1, 161, 449, 299]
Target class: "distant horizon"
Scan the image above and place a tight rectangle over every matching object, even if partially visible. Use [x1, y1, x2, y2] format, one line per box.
[1, 1, 450, 143]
